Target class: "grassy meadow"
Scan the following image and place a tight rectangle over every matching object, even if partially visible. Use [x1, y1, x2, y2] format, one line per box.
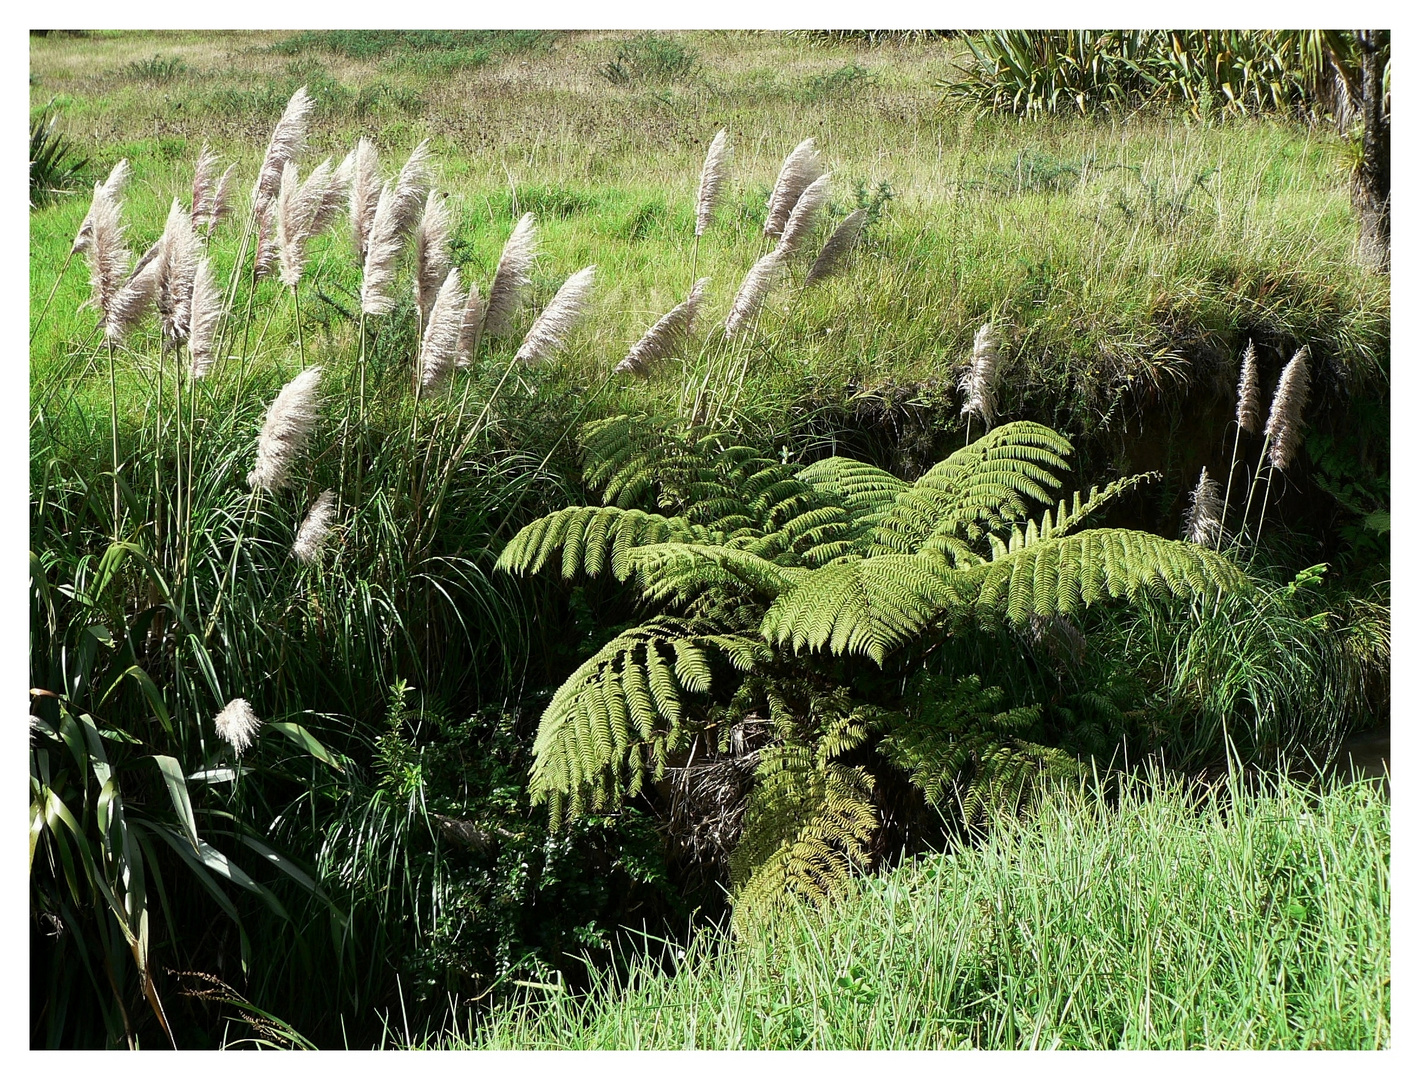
[29, 30, 1388, 1050]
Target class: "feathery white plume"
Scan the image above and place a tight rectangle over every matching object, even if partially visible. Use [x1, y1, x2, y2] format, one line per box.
[616, 278, 708, 376]
[418, 268, 465, 395]
[695, 128, 730, 237]
[292, 489, 339, 565]
[252, 85, 313, 214]
[248, 366, 323, 491]
[805, 208, 868, 287]
[959, 322, 1002, 428]
[1264, 346, 1311, 471]
[191, 144, 237, 235]
[213, 698, 262, 757]
[253, 202, 277, 280]
[456, 278, 485, 368]
[359, 140, 433, 315]
[515, 266, 596, 366]
[482, 212, 538, 337]
[78, 181, 131, 330]
[276, 158, 345, 288]
[342, 137, 382, 264]
[415, 191, 454, 324]
[773, 172, 831, 258]
[151, 198, 200, 344]
[72, 159, 130, 255]
[1236, 341, 1260, 434]
[187, 257, 222, 379]
[1182, 466, 1224, 547]
[764, 137, 822, 237]
[725, 251, 785, 334]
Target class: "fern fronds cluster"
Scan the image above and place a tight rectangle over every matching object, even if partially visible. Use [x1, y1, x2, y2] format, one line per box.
[500, 414, 1250, 917]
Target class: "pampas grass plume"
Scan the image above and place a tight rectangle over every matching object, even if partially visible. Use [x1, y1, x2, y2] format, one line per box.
[419, 267, 464, 394]
[292, 490, 339, 565]
[187, 257, 222, 379]
[959, 322, 1002, 427]
[73, 159, 130, 255]
[277, 158, 344, 288]
[764, 137, 822, 237]
[1236, 341, 1261, 434]
[359, 141, 432, 316]
[1182, 466, 1224, 546]
[214, 698, 262, 757]
[342, 137, 381, 264]
[1265, 346, 1311, 470]
[248, 366, 323, 491]
[725, 251, 784, 334]
[616, 278, 708, 376]
[457, 279, 485, 368]
[483, 212, 538, 337]
[415, 190, 454, 323]
[774, 172, 831, 258]
[515, 265, 596, 366]
[252, 85, 313, 213]
[805, 208, 867, 286]
[695, 129, 730, 237]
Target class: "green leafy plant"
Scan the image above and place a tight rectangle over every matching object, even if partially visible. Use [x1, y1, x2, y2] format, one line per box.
[29, 103, 88, 208]
[123, 54, 187, 82]
[600, 34, 698, 86]
[498, 414, 1245, 917]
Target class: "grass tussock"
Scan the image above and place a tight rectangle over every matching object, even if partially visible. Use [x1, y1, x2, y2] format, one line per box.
[441, 770, 1389, 1051]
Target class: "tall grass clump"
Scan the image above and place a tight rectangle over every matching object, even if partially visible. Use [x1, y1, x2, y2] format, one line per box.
[437, 768, 1389, 1050]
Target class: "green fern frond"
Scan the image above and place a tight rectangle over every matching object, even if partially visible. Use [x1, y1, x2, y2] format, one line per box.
[497, 505, 712, 580]
[530, 617, 762, 825]
[975, 529, 1248, 625]
[867, 422, 1074, 554]
[628, 542, 809, 603]
[731, 749, 877, 927]
[796, 457, 908, 520]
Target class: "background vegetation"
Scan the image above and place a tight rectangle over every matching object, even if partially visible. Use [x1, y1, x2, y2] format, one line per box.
[30, 29, 1387, 1050]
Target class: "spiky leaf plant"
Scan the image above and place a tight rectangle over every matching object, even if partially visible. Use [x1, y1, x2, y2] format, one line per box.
[499, 415, 1246, 915]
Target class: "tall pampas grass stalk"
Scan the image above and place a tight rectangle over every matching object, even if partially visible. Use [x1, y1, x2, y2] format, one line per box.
[342, 137, 381, 264]
[1182, 467, 1224, 547]
[773, 173, 831, 259]
[515, 266, 596, 366]
[292, 490, 338, 565]
[227, 86, 314, 360]
[725, 251, 784, 334]
[213, 699, 262, 757]
[248, 366, 323, 492]
[456, 279, 485, 368]
[415, 191, 454, 327]
[483, 212, 538, 338]
[36, 160, 129, 345]
[359, 140, 432, 316]
[1218, 341, 1259, 548]
[277, 158, 345, 369]
[959, 322, 1001, 444]
[210, 366, 323, 639]
[804, 208, 867, 287]
[187, 258, 222, 380]
[1248, 346, 1311, 545]
[692, 128, 729, 284]
[616, 278, 708, 376]
[417, 268, 465, 397]
[764, 137, 822, 238]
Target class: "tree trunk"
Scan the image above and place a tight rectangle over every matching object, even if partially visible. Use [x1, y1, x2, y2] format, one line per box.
[1355, 29, 1390, 272]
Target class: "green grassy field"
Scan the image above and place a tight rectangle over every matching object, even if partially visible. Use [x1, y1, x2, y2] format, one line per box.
[29, 30, 1389, 1050]
[433, 770, 1390, 1051]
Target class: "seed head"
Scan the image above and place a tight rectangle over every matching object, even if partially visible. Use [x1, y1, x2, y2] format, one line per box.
[292, 489, 339, 565]
[248, 367, 323, 491]
[1182, 466, 1224, 547]
[214, 698, 262, 757]
[1264, 346, 1311, 471]
[958, 322, 1003, 428]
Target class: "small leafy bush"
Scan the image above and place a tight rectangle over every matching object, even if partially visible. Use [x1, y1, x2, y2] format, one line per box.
[800, 63, 875, 102]
[123, 54, 187, 82]
[600, 34, 697, 86]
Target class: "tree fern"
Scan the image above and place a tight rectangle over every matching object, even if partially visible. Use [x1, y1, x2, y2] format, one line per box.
[500, 413, 1249, 916]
